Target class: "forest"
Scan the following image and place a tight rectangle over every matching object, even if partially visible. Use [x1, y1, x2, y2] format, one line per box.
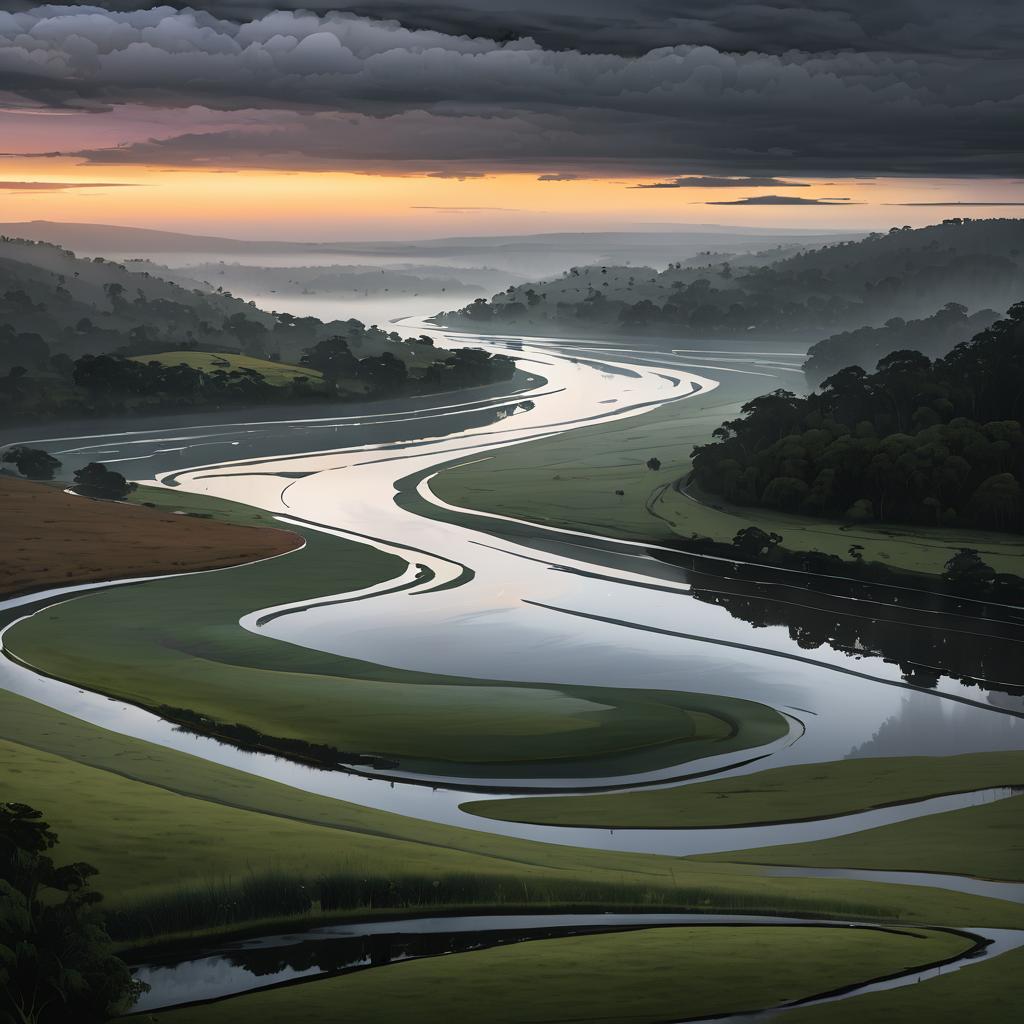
[689, 303, 1024, 532]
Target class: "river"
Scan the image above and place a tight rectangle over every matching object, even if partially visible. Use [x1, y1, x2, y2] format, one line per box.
[1, 316, 1022, 1016]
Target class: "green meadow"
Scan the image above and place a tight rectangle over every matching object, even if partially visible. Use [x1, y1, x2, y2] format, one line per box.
[430, 377, 1024, 575]
[128, 350, 325, 386]
[3, 488, 787, 779]
[124, 924, 973, 1024]
[464, 753, 1024, 828]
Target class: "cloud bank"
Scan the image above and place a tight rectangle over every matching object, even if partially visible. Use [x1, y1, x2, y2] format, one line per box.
[0, 5, 1020, 177]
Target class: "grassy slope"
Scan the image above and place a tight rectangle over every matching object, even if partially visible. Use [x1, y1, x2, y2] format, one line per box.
[3, 488, 786, 777]
[658, 483, 1024, 576]
[431, 375, 1024, 575]
[137, 925, 971, 1024]
[463, 753, 1024, 828]
[787, 945, 1024, 1024]
[0, 476, 300, 599]
[700, 793, 1024, 881]
[4, 691, 1020, 933]
[128, 350, 324, 386]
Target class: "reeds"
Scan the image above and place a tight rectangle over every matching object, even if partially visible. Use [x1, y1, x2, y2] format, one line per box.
[105, 866, 895, 943]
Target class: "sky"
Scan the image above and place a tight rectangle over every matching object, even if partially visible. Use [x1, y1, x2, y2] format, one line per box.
[0, 2, 1021, 240]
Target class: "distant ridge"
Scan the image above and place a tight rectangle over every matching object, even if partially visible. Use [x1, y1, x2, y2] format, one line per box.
[0, 220, 857, 256]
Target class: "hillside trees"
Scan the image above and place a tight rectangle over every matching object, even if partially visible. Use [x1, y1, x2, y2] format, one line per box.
[690, 303, 1024, 531]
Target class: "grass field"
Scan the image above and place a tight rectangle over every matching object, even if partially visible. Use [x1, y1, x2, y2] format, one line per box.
[3, 487, 788, 778]
[430, 376, 1024, 575]
[5, 688, 1022, 944]
[701, 792, 1024, 881]
[464, 753, 1024, 828]
[0, 476, 300, 599]
[786, 944, 1024, 1024]
[129, 350, 324, 386]
[132, 924, 973, 1024]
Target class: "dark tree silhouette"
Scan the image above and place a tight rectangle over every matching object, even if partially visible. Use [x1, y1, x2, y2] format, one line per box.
[72, 463, 136, 501]
[732, 526, 784, 558]
[691, 303, 1024, 531]
[0, 802, 142, 1024]
[2, 447, 61, 481]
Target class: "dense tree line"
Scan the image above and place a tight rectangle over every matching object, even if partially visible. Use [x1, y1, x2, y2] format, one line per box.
[441, 219, 1024, 341]
[803, 303, 999, 385]
[690, 304, 1024, 532]
[0, 332, 516, 424]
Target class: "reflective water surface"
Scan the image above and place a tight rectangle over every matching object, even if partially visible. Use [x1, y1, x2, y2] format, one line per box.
[2, 316, 1022, 1016]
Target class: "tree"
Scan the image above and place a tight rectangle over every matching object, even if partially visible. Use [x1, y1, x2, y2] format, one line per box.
[761, 476, 809, 511]
[2, 447, 61, 481]
[299, 336, 359, 383]
[942, 548, 997, 595]
[732, 526, 783, 559]
[358, 352, 407, 396]
[970, 473, 1023, 531]
[646, 457, 662, 471]
[0, 802, 141, 1023]
[71, 464, 136, 501]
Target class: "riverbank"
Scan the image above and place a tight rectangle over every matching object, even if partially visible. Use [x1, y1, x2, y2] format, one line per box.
[699, 792, 1024, 881]
[0, 475, 302, 599]
[428, 380, 1024, 578]
[121, 923, 974, 1024]
[10, 685, 1019, 950]
[3, 487, 788, 778]
[463, 753, 1024, 831]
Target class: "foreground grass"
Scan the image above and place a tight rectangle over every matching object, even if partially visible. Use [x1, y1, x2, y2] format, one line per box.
[701, 793, 1024, 882]
[464, 753, 1024, 828]
[3, 691, 1020, 946]
[431, 375, 1024, 576]
[128, 350, 324, 387]
[3, 488, 786, 777]
[787, 944, 1024, 1024]
[130, 924, 972, 1024]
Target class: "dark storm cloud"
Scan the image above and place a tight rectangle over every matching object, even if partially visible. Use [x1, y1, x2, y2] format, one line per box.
[706, 195, 856, 205]
[537, 173, 580, 182]
[7, 2, 1022, 57]
[0, 5, 1021, 177]
[633, 176, 809, 189]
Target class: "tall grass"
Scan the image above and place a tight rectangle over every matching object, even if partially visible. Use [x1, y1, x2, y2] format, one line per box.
[105, 866, 896, 944]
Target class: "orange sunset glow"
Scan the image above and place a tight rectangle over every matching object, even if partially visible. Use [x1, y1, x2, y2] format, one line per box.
[1, 156, 1022, 239]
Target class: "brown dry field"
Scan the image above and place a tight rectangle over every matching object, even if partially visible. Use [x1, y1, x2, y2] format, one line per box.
[0, 475, 301, 599]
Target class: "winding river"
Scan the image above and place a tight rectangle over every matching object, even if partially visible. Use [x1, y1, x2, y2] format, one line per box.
[2, 317, 1022, 1016]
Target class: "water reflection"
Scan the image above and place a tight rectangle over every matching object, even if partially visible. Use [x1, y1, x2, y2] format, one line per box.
[681, 568, 1024, 710]
[129, 912, 1019, 1016]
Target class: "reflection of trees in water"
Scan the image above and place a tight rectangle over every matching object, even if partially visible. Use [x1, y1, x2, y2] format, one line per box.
[688, 574, 1023, 700]
[851, 696, 1024, 757]
[215, 927, 601, 981]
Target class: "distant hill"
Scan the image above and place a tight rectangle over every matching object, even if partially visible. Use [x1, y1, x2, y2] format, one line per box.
[437, 218, 1024, 342]
[0, 235, 518, 423]
[0, 234, 281, 363]
[0, 220, 857, 279]
[0, 221, 276, 254]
